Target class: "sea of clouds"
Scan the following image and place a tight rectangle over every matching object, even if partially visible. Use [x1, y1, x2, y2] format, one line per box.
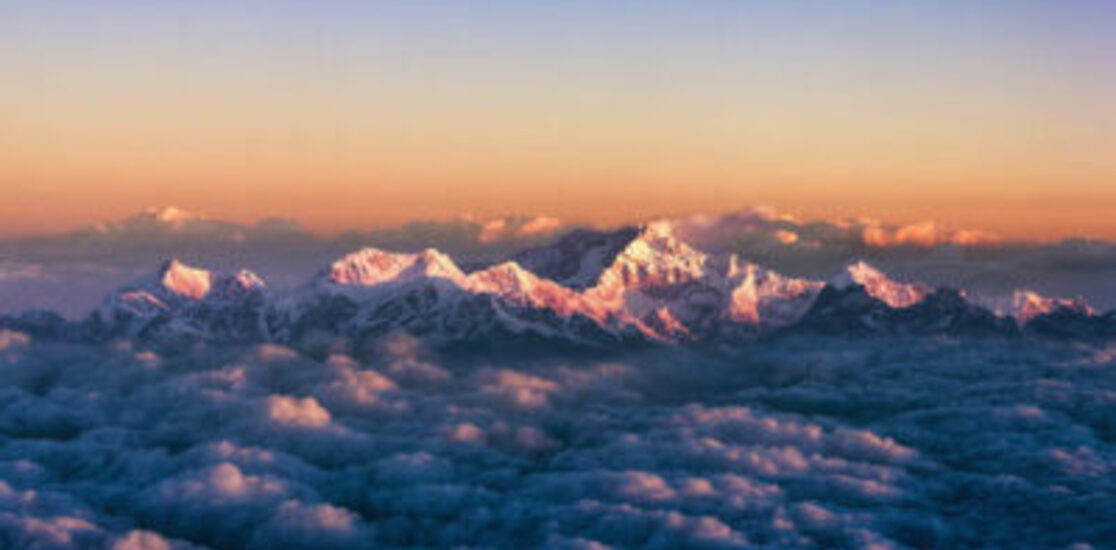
[0, 330, 1112, 549]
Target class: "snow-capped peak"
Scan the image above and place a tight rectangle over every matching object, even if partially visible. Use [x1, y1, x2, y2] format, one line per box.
[327, 247, 465, 286]
[468, 262, 537, 294]
[1007, 290, 1093, 324]
[159, 259, 214, 299]
[466, 261, 598, 319]
[148, 260, 265, 302]
[833, 260, 928, 308]
[150, 206, 202, 225]
[726, 261, 825, 326]
[579, 227, 827, 337]
[95, 260, 269, 341]
[218, 269, 267, 298]
[596, 222, 708, 290]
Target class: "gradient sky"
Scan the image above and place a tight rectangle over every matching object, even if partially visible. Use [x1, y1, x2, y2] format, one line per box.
[2, 1, 1114, 239]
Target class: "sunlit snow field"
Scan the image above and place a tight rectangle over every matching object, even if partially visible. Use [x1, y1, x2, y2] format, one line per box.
[0, 332, 1113, 549]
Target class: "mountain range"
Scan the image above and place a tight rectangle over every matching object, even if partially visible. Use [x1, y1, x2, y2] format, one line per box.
[6, 206, 1116, 319]
[3, 221, 1113, 352]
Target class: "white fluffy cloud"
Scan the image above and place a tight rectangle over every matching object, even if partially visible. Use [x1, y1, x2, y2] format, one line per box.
[479, 216, 565, 244]
[265, 396, 332, 429]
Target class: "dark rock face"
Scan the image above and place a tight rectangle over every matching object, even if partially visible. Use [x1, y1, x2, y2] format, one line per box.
[893, 289, 1018, 337]
[791, 286, 1017, 338]
[510, 227, 640, 289]
[1025, 309, 1116, 343]
[790, 285, 896, 335]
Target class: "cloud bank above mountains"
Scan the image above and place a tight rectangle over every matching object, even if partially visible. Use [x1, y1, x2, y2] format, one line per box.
[2, 206, 1115, 317]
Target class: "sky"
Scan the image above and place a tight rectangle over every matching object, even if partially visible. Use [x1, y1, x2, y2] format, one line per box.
[2, 1, 1114, 239]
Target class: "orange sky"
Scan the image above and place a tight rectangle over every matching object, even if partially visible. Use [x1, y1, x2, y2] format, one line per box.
[1, 1, 1113, 239]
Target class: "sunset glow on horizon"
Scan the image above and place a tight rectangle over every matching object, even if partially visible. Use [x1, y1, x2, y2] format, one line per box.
[3, 1, 1114, 239]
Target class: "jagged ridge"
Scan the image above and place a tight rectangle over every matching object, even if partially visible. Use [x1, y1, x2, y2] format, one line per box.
[6, 225, 1115, 349]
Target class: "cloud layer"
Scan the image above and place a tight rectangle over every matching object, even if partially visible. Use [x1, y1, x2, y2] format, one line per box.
[0, 332, 1112, 549]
